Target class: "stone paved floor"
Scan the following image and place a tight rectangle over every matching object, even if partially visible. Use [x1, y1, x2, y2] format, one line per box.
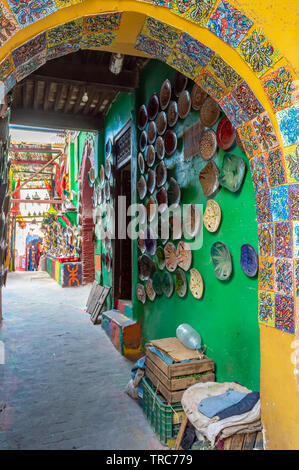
[0, 271, 164, 450]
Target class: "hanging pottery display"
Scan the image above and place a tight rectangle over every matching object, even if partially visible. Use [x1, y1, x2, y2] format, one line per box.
[240, 244, 258, 277]
[138, 254, 156, 281]
[139, 130, 147, 152]
[173, 71, 188, 97]
[138, 152, 145, 174]
[200, 97, 220, 127]
[156, 246, 166, 270]
[178, 90, 191, 119]
[156, 136, 165, 160]
[137, 175, 147, 200]
[145, 226, 157, 256]
[146, 196, 157, 222]
[105, 159, 111, 179]
[147, 93, 159, 120]
[148, 120, 157, 144]
[199, 161, 220, 197]
[160, 79, 172, 110]
[199, 129, 217, 161]
[175, 268, 188, 298]
[184, 204, 201, 238]
[145, 278, 156, 301]
[105, 180, 110, 200]
[191, 83, 207, 110]
[164, 129, 177, 156]
[189, 268, 204, 299]
[152, 271, 163, 296]
[211, 241, 232, 281]
[162, 272, 174, 298]
[138, 104, 148, 130]
[164, 242, 177, 272]
[176, 241, 192, 271]
[203, 200, 221, 233]
[156, 111, 167, 135]
[106, 138, 112, 158]
[156, 161, 167, 188]
[146, 145, 155, 167]
[137, 283, 146, 304]
[147, 169, 156, 194]
[216, 117, 236, 150]
[219, 153, 246, 192]
[156, 187, 168, 213]
[167, 101, 179, 127]
[167, 177, 181, 208]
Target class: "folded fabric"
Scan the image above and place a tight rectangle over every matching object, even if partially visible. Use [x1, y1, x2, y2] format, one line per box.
[217, 392, 260, 420]
[198, 389, 247, 418]
[131, 356, 146, 379]
[148, 346, 174, 365]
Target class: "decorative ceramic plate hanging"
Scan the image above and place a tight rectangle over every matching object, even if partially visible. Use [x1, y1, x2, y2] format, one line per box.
[152, 272, 163, 296]
[156, 161, 167, 188]
[191, 83, 207, 110]
[137, 230, 146, 254]
[211, 241, 232, 281]
[156, 187, 168, 213]
[200, 97, 220, 127]
[100, 165, 105, 186]
[137, 283, 146, 304]
[106, 138, 112, 158]
[106, 252, 111, 272]
[92, 190, 97, 209]
[138, 254, 156, 281]
[156, 246, 166, 270]
[173, 71, 188, 97]
[138, 104, 148, 130]
[105, 180, 110, 200]
[184, 204, 201, 238]
[199, 161, 219, 197]
[219, 153, 246, 192]
[199, 129, 217, 161]
[156, 111, 167, 135]
[158, 216, 169, 245]
[240, 244, 258, 277]
[235, 132, 245, 152]
[145, 226, 157, 256]
[164, 130, 177, 156]
[167, 101, 179, 128]
[162, 272, 174, 298]
[160, 79, 172, 110]
[189, 268, 204, 299]
[97, 186, 102, 205]
[146, 145, 155, 167]
[146, 279, 156, 301]
[105, 159, 111, 179]
[139, 130, 147, 152]
[138, 152, 145, 174]
[147, 169, 156, 194]
[167, 177, 181, 208]
[170, 214, 183, 240]
[203, 200, 221, 233]
[88, 167, 95, 186]
[146, 196, 157, 222]
[148, 120, 157, 144]
[178, 90, 191, 119]
[175, 268, 187, 298]
[156, 136, 165, 160]
[164, 242, 177, 272]
[147, 93, 159, 120]
[176, 241, 192, 271]
[217, 117, 236, 150]
[137, 175, 147, 200]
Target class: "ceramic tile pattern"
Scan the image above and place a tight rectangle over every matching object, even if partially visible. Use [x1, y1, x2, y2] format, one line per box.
[237, 122, 260, 159]
[141, 17, 181, 47]
[288, 184, 299, 220]
[80, 32, 118, 49]
[232, 81, 264, 120]
[270, 185, 289, 221]
[259, 257, 274, 291]
[175, 32, 215, 66]
[195, 70, 226, 101]
[46, 38, 80, 61]
[252, 112, 278, 152]
[219, 93, 248, 128]
[255, 188, 272, 223]
[276, 105, 299, 147]
[166, 50, 201, 80]
[0, 1, 20, 46]
[14, 51, 46, 82]
[295, 259, 299, 296]
[54, 0, 82, 8]
[12, 33, 47, 67]
[275, 294, 294, 334]
[47, 19, 82, 47]
[274, 258, 293, 296]
[0, 55, 14, 82]
[261, 65, 296, 113]
[207, 55, 242, 91]
[249, 154, 269, 192]
[7, 0, 58, 27]
[283, 145, 299, 183]
[83, 13, 122, 33]
[258, 290, 275, 327]
[135, 34, 172, 61]
[171, 0, 218, 27]
[265, 147, 286, 187]
[274, 221, 293, 258]
[258, 223, 274, 257]
[294, 222, 299, 258]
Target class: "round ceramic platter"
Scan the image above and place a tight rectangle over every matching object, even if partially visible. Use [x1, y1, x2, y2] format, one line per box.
[167, 101, 179, 128]
[145, 226, 157, 256]
[147, 169, 156, 194]
[189, 268, 204, 299]
[160, 79, 172, 110]
[156, 136, 165, 160]
[138, 254, 155, 281]
[156, 246, 166, 270]
[176, 241, 192, 271]
[164, 242, 177, 272]
[138, 152, 145, 174]
[156, 111, 167, 135]
[173, 71, 188, 97]
[167, 177, 181, 207]
[211, 241, 232, 281]
[139, 204, 147, 225]
[156, 187, 168, 213]
[219, 153, 246, 192]
[164, 130, 177, 156]
[137, 175, 147, 200]
[240, 244, 258, 277]
[178, 90, 191, 119]
[191, 83, 207, 110]
[137, 283, 146, 304]
[88, 167, 95, 185]
[105, 159, 111, 179]
[146, 145, 155, 167]
[105, 139, 112, 158]
[138, 104, 148, 130]
[146, 278, 156, 301]
[216, 117, 236, 150]
[170, 214, 183, 240]
[137, 230, 146, 254]
[184, 204, 201, 238]
[175, 268, 187, 298]
[199, 161, 220, 197]
[146, 196, 157, 222]
[199, 129, 217, 161]
[152, 271, 163, 296]
[156, 161, 167, 188]
[147, 93, 159, 120]
[148, 120, 157, 144]
[139, 130, 147, 152]
[203, 200, 221, 233]
[200, 97, 220, 127]
[105, 180, 110, 200]
[162, 272, 174, 298]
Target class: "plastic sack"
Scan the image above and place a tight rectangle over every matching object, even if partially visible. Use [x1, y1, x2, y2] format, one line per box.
[176, 323, 202, 350]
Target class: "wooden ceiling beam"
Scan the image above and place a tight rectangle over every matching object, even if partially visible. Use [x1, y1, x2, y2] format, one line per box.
[54, 83, 65, 112]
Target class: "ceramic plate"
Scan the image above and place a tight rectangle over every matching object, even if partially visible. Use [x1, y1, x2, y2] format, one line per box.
[156, 161, 167, 188]
[106, 138, 112, 158]
[138, 254, 156, 281]
[167, 101, 179, 127]
[156, 187, 168, 213]
[137, 175, 147, 200]
[211, 241, 232, 281]
[156, 136, 165, 160]
[88, 167, 95, 185]
[173, 71, 188, 97]
[184, 204, 201, 238]
[137, 230, 146, 254]
[148, 120, 157, 144]
[138, 104, 148, 130]
[199, 129, 217, 161]
[146, 196, 157, 222]
[162, 272, 174, 298]
[139, 130, 147, 152]
[175, 268, 187, 297]
[178, 90, 191, 119]
[138, 152, 145, 174]
[156, 246, 166, 270]
[217, 117, 236, 150]
[176, 241, 192, 271]
[160, 79, 172, 110]
[191, 83, 207, 110]
[147, 169, 156, 194]
[147, 93, 159, 120]
[105, 159, 111, 179]
[152, 272, 163, 296]
[219, 153, 246, 192]
[200, 97, 220, 127]
[104, 180, 110, 200]
[145, 226, 157, 256]
[240, 244, 258, 277]
[146, 145, 155, 167]
[164, 130, 177, 156]
[189, 268, 204, 299]
[167, 177, 181, 208]
[137, 283, 146, 304]
[146, 278, 156, 301]
[199, 161, 219, 197]
[156, 111, 167, 135]
[164, 242, 177, 272]
[203, 200, 221, 233]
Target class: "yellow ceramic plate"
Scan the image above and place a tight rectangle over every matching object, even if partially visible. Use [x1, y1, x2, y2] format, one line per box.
[189, 268, 204, 299]
[203, 200, 221, 233]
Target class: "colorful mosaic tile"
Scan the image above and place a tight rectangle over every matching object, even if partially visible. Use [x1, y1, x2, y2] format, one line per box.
[237, 122, 260, 159]
[275, 294, 294, 334]
[250, 154, 269, 192]
[141, 17, 180, 47]
[207, 0, 253, 48]
[80, 32, 118, 49]
[15, 51, 46, 82]
[264, 147, 286, 187]
[274, 258, 293, 296]
[54, 0, 82, 8]
[135, 34, 171, 62]
[261, 65, 296, 113]
[171, 0, 217, 27]
[166, 50, 201, 80]
[7, 0, 57, 28]
[195, 71, 226, 101]
[259, 257, 274, 291]
[219, 93, 248, 128]
[175, 32, 215, 66]
[270, 185, 289, 221]
[12, 33, 47, 67]
[288, 184, 299, 220]
[276, 105, 299, 147]
[294, 222, 299, 258]
[0, 1, 20, 46]
[255, 188, 272, 223]
[232, 81, 264, 120]
[46, 37, 80, 61]
[258, 290, 275, 327]
[283, 145, 299, 183]
[3, 73, 16, 94]
[83, 13, 122, 34]
[238, 27, 282, 78]
[274, 221, 293, 258]
[136, 0, 173, 6]
[252, 112, 278, 152]
[258, 223, 274, 257]
[0, 55, 14, 82]
[295, 259, 299, 296]
[47, 19, 82, 47]
[207, 55, 242, 91]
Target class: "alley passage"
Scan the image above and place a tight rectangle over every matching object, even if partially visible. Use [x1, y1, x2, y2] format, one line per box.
[0, 272, 162, 450]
